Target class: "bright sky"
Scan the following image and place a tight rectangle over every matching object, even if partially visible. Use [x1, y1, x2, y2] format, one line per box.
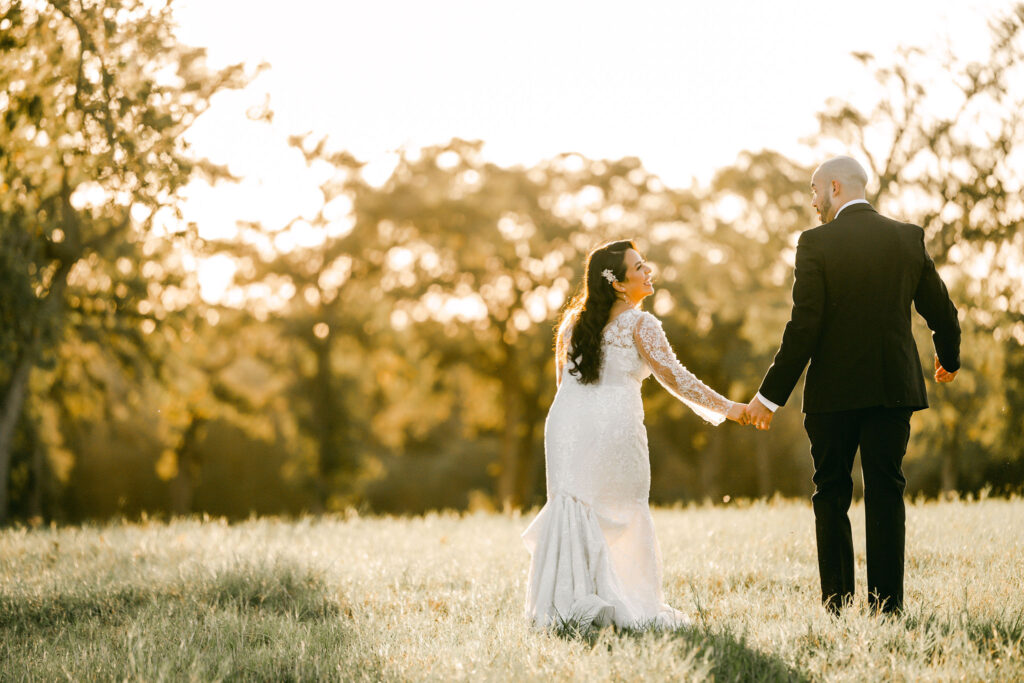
[171, 0, 1009, 300]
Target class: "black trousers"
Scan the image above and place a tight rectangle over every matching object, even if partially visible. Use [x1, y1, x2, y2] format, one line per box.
[803, 406, 913, 615]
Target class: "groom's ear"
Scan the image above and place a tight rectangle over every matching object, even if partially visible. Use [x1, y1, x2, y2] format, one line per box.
[831, 179, 841, 197]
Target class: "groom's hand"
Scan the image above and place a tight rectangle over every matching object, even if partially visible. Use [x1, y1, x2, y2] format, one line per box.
[744, 397, 774, 431]
[934, 355, 958, 383]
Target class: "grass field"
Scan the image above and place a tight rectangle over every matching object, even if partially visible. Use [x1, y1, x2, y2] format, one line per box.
[2, 497, 1022, 681]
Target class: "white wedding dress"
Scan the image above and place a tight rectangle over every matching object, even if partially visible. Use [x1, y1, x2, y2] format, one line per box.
[522, 307, 735, 629]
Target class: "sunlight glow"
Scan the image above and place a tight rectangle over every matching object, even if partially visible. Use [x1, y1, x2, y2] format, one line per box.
[69, 182, 106, 210]
[387, 247, 415, 271]
[164, 0, 1017, 321]
[714, 194, 745, 224]
[362, 153, 401, 187]
[197, 254, 237, 303]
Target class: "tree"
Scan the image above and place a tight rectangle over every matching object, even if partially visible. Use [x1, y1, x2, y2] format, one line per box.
[0, 0, 250, 521]
[308, 142, 820, 508]
[815, 4, 1024, 492]
[355, 141, 727, 508]
[201, 133, 387, 511]
[643, 150, 818, 501]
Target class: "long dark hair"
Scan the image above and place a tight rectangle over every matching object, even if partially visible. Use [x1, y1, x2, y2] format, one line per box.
[559, 239, 636, 384]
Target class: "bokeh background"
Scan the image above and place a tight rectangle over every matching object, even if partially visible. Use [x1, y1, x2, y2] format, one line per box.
[1, 0, 1022, 523]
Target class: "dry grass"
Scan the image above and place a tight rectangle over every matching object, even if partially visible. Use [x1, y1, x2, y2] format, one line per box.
[2, 496, 1022, 681]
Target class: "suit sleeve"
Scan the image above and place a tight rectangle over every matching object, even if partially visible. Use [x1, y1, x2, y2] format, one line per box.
[757, 231, 825, 407]
[912, 230, 961, 372]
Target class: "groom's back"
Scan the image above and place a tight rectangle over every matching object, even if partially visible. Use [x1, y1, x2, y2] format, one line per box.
[801, 204, 933, 412]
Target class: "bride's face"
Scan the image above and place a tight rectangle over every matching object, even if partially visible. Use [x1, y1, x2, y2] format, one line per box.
[614, 249, 654, 304]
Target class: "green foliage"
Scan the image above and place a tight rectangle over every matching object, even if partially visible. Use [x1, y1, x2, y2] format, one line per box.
[255, 139, 823, 510]
[3, 2, 1023, 520]
[816, 4, 1024, 491]
[0, 0, 252, 520]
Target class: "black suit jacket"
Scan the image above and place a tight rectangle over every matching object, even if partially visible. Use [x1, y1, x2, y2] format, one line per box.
[758, 203, 961, 413]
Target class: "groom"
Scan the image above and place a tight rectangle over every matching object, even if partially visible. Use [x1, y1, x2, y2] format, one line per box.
[743, 156, 961, 615]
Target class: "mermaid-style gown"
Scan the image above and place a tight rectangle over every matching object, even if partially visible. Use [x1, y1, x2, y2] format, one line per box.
[522, 308, 735, 629]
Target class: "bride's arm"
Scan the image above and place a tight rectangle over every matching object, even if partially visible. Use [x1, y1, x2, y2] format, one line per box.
[554, 318, 572, 388]
[555, 334, 565, 389]
[633, 312, 738, 425]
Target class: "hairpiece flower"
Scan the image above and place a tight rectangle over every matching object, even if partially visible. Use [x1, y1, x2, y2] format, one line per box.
[601, 268, 617, 284]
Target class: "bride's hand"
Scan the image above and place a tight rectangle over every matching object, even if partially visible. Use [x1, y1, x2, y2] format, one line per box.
[726, 402, 747, 424]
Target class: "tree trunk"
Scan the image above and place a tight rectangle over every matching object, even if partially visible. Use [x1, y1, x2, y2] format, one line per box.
[940, 426, 960, 497]
[29, 425, 45, 520]
[515, 397, 541, 506]
[699, 429, 722, 502]
[497, 342, 523, 511]
[755, 434, 772, 498]
[0, 261, 71, 523]
[170, 416, 203, 516]
[0, 349, 36, 523]
[313, 336, 339, 511]
[498, 376, 523, 511]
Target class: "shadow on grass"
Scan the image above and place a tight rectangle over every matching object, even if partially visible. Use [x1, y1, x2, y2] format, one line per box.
[0, 559, 340, 633]
[552, 618, 810, 683]
[0, 559, 375, 681]
[671, 625, 810, 683]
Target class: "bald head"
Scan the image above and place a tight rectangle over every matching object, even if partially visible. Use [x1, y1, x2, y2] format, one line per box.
[815, 156, 868, 193]
[810, 156, 869, 223]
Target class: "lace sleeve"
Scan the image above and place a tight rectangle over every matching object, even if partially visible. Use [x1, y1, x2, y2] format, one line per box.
[633, 312, 734, 425]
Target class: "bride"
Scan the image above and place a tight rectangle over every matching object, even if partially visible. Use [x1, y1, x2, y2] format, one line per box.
[522, 239, 744, 629]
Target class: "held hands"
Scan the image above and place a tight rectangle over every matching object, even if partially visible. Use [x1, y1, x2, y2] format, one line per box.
[726, 402, 746, 424]
[731, 356, 957, 431]
[731, 355, 957, 431]
[743, 396, 774, 431]
[726, 398, 774, 430]
[934, 355, 958, 383]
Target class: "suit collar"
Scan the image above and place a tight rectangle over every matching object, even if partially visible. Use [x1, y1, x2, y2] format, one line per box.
[833, 201, 875, 220]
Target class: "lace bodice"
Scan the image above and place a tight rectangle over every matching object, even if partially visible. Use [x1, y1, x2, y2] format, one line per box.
[556, 308, 734, 425]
